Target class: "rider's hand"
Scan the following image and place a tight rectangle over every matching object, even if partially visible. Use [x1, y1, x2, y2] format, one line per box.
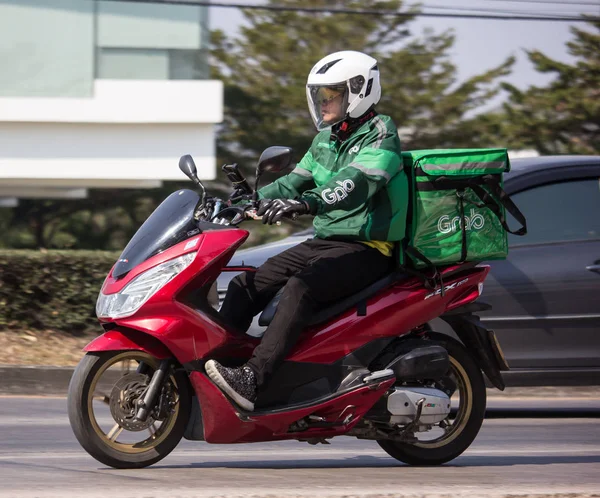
[257, 198, 310, 225]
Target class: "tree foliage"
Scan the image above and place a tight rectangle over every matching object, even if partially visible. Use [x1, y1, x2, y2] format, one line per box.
[0, 250, 118, 332]
[0, 185, 183, 250]
[212, 0, 514, 175]
[497, 19, 599, 154]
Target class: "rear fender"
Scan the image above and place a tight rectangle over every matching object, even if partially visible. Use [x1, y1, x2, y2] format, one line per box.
[83, 328, 172, 359]
[440, 312, 508, 391]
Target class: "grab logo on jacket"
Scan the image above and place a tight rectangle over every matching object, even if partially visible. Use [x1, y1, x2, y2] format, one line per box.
[437, 208, 485, 234]
[321, 179, 355, 204]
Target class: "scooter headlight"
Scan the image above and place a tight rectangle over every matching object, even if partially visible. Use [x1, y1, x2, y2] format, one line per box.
[96, 252, 196, 319]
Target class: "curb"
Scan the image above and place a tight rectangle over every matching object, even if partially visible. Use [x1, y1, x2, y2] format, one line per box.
[0, 366, 75, 396]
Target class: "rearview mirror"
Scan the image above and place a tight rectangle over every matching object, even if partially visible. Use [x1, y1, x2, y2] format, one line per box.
[179, 154, 199, 183]
[257, 146, 293, 175]
[179, 154, 206, 206]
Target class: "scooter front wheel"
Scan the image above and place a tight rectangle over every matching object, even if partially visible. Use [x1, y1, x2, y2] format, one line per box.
[68, 351, 191, 469]
[377, 333, 486, 466]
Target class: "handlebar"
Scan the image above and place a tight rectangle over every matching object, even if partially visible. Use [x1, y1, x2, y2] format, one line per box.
[202, 163, 291, 226]
[210, 205, 282, 226]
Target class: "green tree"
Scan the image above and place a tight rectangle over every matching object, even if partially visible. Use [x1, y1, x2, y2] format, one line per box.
[498, 19, 600, 154]
[211, 0, 514, 177]
[2, 185, 182, 250]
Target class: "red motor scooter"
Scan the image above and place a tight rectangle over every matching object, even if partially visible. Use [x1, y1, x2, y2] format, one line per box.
[68, 147, 509, 469]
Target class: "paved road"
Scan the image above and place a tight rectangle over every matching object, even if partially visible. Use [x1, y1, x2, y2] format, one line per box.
[0, 397, 599, 498]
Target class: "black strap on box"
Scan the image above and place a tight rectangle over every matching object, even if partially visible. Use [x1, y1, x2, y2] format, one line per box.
[403, 246, 445, 296]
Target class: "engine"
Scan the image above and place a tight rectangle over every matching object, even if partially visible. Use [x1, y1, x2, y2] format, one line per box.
[386, 387, 451, 425]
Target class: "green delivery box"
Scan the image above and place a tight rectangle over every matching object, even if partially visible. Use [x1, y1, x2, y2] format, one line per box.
[401, 148, 527, 268]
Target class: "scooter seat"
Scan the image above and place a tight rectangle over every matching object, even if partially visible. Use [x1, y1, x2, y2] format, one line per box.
[258, 270, 410, 328]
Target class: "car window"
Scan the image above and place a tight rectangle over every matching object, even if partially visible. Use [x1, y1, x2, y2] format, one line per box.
[508, 178, 600, 246]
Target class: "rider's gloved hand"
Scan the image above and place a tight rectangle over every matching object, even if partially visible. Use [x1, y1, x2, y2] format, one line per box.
[257, 198, 311, 225]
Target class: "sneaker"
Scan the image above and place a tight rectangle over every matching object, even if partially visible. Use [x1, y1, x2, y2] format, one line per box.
[205, 360, 257, 411]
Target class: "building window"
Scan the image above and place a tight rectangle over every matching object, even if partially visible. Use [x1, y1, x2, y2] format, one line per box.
[96, 1, 209, 81]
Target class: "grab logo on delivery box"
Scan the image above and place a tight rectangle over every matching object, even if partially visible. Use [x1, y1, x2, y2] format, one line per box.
[437, 208, 485, 235]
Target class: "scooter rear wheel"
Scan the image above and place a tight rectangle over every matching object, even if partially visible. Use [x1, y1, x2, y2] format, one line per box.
[68, 351, 191, 469]
[377, 333, 486, 465]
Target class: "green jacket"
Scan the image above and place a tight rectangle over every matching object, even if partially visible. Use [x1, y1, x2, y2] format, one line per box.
[259, 114, 409, 242]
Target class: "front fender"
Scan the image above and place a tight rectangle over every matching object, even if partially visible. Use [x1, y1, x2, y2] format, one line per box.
[83, 328, 172, 359]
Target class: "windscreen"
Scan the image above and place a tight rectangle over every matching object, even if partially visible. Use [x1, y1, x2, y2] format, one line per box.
[112, 189, 200, 278]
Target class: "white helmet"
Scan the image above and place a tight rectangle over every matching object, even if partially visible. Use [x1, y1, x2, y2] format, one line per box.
[306, 50, 381, 131]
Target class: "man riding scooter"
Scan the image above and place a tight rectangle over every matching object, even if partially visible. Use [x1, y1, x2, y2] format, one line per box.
[206, 50, 409, 411]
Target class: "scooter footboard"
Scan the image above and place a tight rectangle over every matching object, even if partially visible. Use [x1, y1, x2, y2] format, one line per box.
[189, 371, 394, 444]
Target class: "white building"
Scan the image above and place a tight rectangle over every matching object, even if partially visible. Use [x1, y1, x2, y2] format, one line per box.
[0, 0, 222, 207]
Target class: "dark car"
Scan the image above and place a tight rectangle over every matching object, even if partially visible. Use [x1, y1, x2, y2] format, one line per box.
[217, 155, 600, 385]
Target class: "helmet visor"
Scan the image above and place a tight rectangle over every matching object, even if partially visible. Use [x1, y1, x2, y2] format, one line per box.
[306, 84, 349, 131]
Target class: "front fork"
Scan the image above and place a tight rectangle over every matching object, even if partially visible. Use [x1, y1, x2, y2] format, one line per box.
[135, 359, 171, 422]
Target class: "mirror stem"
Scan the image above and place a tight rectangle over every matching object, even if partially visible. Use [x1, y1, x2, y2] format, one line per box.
[193, 175, 207, 206]
[199, 183, 207, 206]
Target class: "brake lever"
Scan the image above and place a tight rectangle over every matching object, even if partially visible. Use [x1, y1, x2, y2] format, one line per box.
[245, 209, 281, 226]
[245, 209, 261, 220]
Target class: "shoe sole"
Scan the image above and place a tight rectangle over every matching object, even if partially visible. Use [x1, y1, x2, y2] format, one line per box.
[205, 360, 255, 412]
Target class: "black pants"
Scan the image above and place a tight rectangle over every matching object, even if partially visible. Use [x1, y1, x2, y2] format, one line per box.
[219, 238, 392, 388]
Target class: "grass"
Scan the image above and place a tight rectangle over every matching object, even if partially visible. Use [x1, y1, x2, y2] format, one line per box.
[0, 329, 97, 366]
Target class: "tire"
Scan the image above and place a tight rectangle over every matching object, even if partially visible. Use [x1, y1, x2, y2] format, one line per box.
[377, 332, 486, 466]
[67, 351, 192, 469]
